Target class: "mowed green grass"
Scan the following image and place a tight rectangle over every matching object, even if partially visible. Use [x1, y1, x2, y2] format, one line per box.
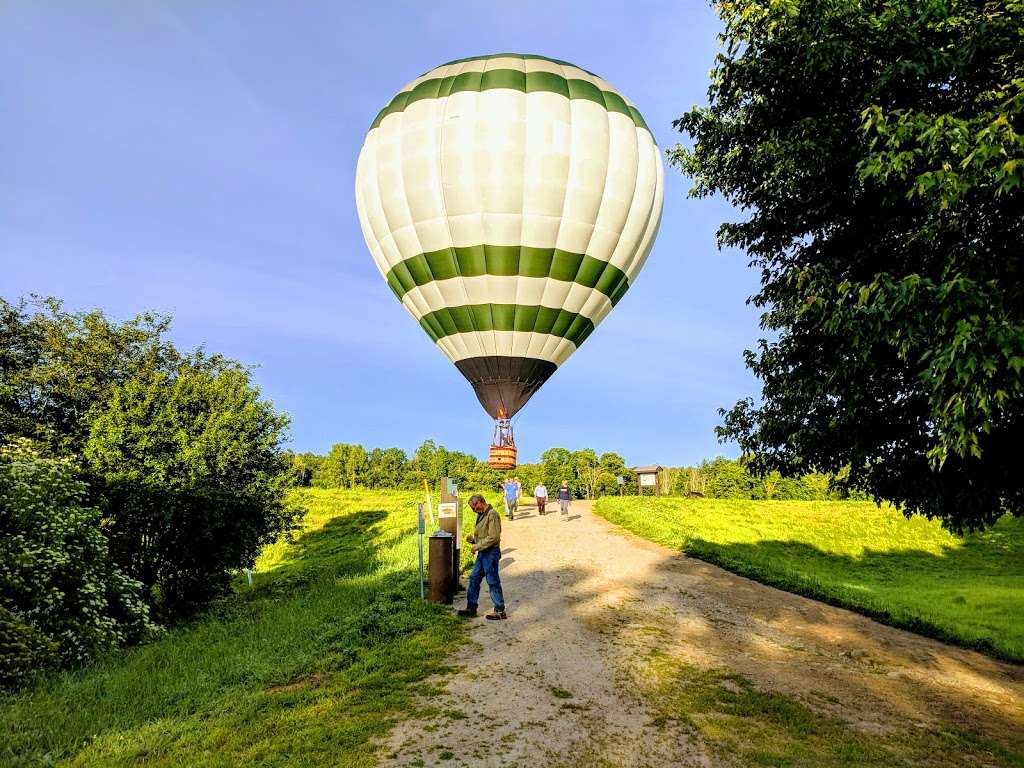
[594, 497, 1024, 661]
[1, 489, 470, 768]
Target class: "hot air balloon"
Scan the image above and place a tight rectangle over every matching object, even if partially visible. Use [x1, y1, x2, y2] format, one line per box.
[355, 54, 664, 468]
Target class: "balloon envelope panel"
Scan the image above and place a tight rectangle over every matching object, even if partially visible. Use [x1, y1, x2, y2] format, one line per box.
[355, 53, 663, 419]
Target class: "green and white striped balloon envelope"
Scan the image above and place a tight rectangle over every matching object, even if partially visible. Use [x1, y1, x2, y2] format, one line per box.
[355, 53, 663, 420]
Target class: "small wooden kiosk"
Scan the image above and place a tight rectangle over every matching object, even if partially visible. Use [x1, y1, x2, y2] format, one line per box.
[634, 465, 663, 496]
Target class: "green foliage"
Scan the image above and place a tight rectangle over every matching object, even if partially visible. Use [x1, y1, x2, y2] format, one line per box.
[302, 442, 642, 501]
[703, 456, 756, 499]
[673, 1, 1024, 532]
[535, 447, 631, 498]
[597, 452, 634, 497]
[667, 457, 845, 500]
[0, 443, 157, 685]
[0, 295, 299, 627]
[295, 442, 855, 504]
[0, 296, 176, 455]
[314, 442, 368, 489]
[0, 606, 58, 690]
[540, 447, 573, 493]
[284, 451, 321, 487]
[595, 496, 1024, 661]
[365, 446, 408, 488]
[507, 462, 543, 495]
[310, 439, 504, 496]
[405, 439, 503, 492]
[0, 489, 465, 767]
[573, 448, 600, 498]
[84, 358, 301, 619]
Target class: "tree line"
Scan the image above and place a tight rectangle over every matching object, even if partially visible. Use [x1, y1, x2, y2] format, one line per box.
[287, 442, 636, 499]
[287, 444, 857, 502]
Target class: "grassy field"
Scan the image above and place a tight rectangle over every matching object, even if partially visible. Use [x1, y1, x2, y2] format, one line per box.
[594, 497, 1024, 662]
[0, 489, 470, 768]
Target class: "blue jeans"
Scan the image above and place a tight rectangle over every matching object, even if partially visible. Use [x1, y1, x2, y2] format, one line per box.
[467, 546, 504, 611]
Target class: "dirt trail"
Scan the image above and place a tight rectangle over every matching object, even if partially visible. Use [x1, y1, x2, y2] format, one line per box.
[380, 501, 1024, 767]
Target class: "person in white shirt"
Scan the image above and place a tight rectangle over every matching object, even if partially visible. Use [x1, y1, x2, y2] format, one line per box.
[534, 482, 548, 515]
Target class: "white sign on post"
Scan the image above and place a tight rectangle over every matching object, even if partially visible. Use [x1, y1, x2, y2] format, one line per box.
[438, 502, 460, 540]
[639, 473, 657, 487]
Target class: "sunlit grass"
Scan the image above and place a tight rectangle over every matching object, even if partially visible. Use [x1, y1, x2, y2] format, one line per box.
[594, 498, 1024, 661]
[1, 489, 468, 767]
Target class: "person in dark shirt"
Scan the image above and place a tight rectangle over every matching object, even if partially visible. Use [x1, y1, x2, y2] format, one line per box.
[558, 480, 571, 519]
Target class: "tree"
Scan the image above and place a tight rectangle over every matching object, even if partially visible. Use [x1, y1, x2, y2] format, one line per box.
[540, 447, 573, 492]
[598, 452, 633, 496]
[0, 296, 301, 617]
[0, 296, 176, 454]
[317, 443, 368, 489]
[759, 472, 780, 501]
[701, 457, 756, 499]
[512, 463, 544, 495]
[343, 444, 368, 490]
[673, 0, 1024, 531]
[286, 452, 321, 487]
[686, 467, 708, 498]
[365, 447, 407, 489]
[84, 357, 301, 618]
[572, 449, 600, 499]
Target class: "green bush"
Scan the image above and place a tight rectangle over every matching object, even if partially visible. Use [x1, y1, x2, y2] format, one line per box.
[0, 443, 157, 683]
[1, 298, 301, 621]
[85, 359, 302, 619]
[0, 605, 59, 689]
[702, 457, 756, 499]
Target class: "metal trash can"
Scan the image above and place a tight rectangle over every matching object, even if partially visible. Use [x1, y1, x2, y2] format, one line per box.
[427, 530, 455, 604]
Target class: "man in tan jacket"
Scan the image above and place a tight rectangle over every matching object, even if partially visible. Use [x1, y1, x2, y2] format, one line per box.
[457, 494, 507, 620]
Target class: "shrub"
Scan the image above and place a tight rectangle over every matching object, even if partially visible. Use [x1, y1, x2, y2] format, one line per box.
[84, 358, 302, 619]
[0, 443, 157, 684]
[702, 457, 756, 499]
[0, 605, 59, 689]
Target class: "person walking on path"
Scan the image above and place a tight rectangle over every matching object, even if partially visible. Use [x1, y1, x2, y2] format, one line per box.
[458, 494, 507, 620]
[503, 476, 520, 520]
[558, 480, 571, 519]
[534, 481, 548, 515]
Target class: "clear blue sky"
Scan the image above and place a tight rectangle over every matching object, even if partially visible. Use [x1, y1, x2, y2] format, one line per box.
[1, 1, 762, 466]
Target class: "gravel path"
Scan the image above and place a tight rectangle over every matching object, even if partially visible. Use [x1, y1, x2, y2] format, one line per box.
[379, 500, 1024, 767]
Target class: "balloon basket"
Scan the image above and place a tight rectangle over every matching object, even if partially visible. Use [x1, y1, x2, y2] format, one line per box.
[488, 444, 517, 470]
[488, 419, 517, 470]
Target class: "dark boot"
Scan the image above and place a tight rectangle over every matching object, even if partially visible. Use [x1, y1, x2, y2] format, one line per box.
[457, 603, 478, 618]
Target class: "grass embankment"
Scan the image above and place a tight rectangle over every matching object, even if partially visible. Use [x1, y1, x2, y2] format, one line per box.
[1, 489, 468, 768]
[594, 497, 1024, 662]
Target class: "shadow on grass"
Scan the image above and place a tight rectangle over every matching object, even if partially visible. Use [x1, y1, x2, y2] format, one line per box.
[677, 534, 1023, 663]
[0, 498, 460, 768]
[261, 509, 388, 581]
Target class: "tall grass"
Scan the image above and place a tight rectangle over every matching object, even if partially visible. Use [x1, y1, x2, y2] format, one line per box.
[594, 497, 1024, 661]
[1, 489, 467, 767]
